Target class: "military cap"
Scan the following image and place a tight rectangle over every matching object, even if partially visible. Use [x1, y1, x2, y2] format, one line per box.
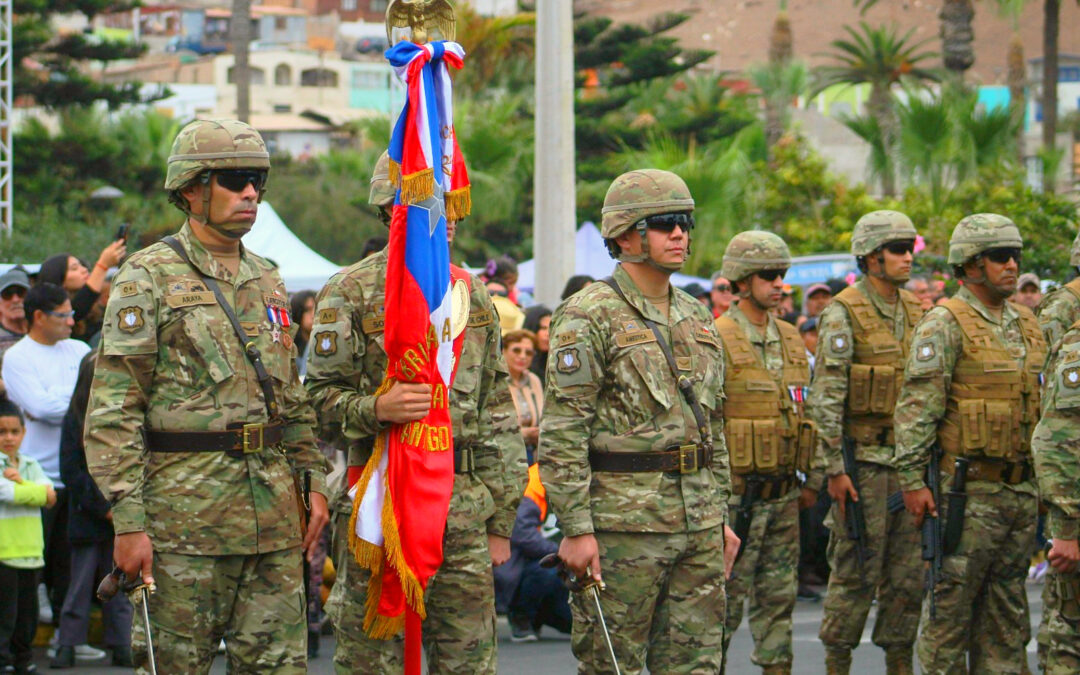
[947, 213, 1023, 265]
[721, 231, 791, 281]
[851, 210, 917, 256]
[165, 119, 270, 191]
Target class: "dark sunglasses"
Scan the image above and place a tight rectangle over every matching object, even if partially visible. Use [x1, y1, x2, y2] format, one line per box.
[982, 247, 1022, 265]
[713, 284, 731, 293]
[640, 212, 694, 233]
[0, 287, 26, 300]
[213, 170, 268, 194]
[756, 269, 788, 282]
[883, 240, 915, 256]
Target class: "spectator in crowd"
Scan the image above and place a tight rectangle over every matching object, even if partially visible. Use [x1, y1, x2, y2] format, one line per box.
[523, 305, 552, 386]
[775, 285, 796, 317]
[0, 283, 90, 625]
[681, 282, 710, 308]
[800, 317, 818, 371]
[930, 278, 947, 304]
[803, 283, 832, 318]
[38, 239, 125, 343]
[51, 353, 132, 669]
[361, 235, 387, 260]
[1015, 272, 1042, 309]
[488, 281, 525, 334]
[290, 290, 317, 377]
[560, 275, 594, 302]
[0, 268, 30, 399]
[504, 329, 543, 454]
[826, 277, 849, 297]
[0, 397, 56, 675]
[905, 276, 935, 311]
[709, 272, 734, 318]
[485, 255, 523, 305]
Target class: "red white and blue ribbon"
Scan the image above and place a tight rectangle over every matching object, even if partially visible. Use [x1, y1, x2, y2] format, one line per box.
[385, 39, 471, 221]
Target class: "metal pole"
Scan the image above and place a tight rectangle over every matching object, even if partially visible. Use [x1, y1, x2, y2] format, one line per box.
[532, 0, 575, 307]
[0, 0, 12, 235]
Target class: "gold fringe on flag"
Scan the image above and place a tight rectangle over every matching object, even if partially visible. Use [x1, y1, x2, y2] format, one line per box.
[388, 159, 401, 187]
[445, 187, 472, 222]
[399, 168, 435, 205]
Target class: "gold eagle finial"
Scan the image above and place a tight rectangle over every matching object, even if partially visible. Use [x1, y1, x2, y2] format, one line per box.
[385, 0, 457, 46]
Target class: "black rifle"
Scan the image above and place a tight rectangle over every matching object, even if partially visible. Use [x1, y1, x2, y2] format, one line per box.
[886, 491, 906, 514]
[733, 478, 762, 563]
[922, 445, 943, 620]
[841, 437, 868, 573]
[943, 457, 969, 556]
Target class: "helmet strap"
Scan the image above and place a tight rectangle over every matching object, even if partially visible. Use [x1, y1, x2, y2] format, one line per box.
[616, 221, 652, 265]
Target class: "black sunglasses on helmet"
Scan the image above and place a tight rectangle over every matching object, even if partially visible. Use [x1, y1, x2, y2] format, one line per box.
[755, 269, 788, 282]
[982, 247, 1022, 265]
[639, 212, 694, 233]
[212, 170, 268, 194]
[882, 240, 916, 256]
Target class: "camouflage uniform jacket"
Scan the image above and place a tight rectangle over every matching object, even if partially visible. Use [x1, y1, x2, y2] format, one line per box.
[809, 279, 913, 479]
[1033, 322, 1080, 540]
[538, 264, 730, 537]
[1036, 279, 1080, 369]
[85, 222, 328, 556]
[304, 248, 526, 538]
[894, 285, 1037, 497]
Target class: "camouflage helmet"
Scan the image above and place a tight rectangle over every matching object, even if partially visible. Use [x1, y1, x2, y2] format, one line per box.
[851, 210, 917, 256]
[1069, 223, 1080, 266]
[164, 119, 270, 191]
[369, 151, 395, 208]
[947, 213, 1023, 265]
[600, 169, 695, 240]
[721, 231, 791, 281]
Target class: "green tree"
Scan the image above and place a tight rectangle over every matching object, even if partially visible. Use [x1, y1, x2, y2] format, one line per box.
[814, 22, 940, 195]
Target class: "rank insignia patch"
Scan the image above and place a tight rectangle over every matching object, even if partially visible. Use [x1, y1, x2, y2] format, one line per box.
[314, 331, 338, 357]
[117, 306, 145, 333]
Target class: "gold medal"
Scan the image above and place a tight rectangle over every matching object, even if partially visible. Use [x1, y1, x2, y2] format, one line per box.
[450, 279, 469, 339]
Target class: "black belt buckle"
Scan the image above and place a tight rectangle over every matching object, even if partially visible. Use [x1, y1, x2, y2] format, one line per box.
[678, 444, 698, 474]
[242, 423, 264, 454]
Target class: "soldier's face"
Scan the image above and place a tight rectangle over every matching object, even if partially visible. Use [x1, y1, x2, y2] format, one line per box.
[878, 243, 913, 284]
[184, 174, 259, 236]
[644, 224, 688, 267]
[748, 272, 784, 309]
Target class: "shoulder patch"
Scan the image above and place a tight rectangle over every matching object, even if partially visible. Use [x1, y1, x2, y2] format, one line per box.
[908, 332, 945, 376]
[552, 344, 593, 387]
[553, 330, 579, 348]
[313, 331, 338, 357]
[361, 313, 386, 334]
[116, 281, 139, 298]
[827, 333, 852, 356]
[614, 329, 655, 348]
[915, 342, 936, 362]
[116, 306, 145, 333]
[318, 307, 338, 324]
[467, 309, 493, 328]
[696, 325, 721, 349]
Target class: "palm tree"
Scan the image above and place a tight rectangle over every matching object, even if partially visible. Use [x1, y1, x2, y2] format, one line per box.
[769, 0, 794, 65]
[991, 0, 1030, 162]
[939, 0, 976, 76]
[749, 60, 808, 153]
[813, 22, 940, 195]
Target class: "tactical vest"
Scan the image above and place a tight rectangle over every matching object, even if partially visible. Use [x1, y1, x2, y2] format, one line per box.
[716, 316, 815, 476]
[833, 286, 923, 447]
[1063, 278, 1080, 305]
[938, 298, 1047, 462]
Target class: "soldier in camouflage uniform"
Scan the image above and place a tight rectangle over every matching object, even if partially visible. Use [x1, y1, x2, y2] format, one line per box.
[305, 151, 527, 674]
[539, 169, 738, 675]
[1036, 225, 1080, 358]
[809, 211, 924, 675]
[716, 231, 815, 675]
[895, 214, 1045, 674]
[85, 119, 331, 674]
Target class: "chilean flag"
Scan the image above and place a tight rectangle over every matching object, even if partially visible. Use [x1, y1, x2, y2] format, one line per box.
[345, 37, 470, 674]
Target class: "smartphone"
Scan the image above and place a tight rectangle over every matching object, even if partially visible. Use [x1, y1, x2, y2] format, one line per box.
[115, 223, 129, 242]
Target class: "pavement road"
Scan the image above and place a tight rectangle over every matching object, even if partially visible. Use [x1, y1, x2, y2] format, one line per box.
[31, 582, 1045, 674]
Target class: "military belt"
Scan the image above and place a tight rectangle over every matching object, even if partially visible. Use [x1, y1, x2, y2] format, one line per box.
[941, 453, 1032, 485]
[732, 474, 799, 500]
[454, 445, 475, 474]
[145, 422, 283, 458]
[588, 444, 710, 474]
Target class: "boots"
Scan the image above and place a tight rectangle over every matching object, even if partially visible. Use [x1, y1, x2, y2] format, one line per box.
[824, 646, 852, 675]
[885, 646, 914, 675]
[762, 664, 791, 675]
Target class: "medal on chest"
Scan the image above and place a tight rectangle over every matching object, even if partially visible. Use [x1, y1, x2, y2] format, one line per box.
[265, 292, 291, 344]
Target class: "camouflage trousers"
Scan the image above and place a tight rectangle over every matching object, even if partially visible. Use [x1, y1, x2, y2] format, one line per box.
[820, 462, 922, 653]
[572, 526, 727, 675]
[916, 482, 1036, 675]
[722, 490, 798, 669]
[327, 511, 497, 674]
[1038, 570, 1080, 674]
[132, 548, 306, 675]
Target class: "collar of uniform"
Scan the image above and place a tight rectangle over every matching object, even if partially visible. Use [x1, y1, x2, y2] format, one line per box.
[855, 278, 899, 319]
[723, 303, 778, 346]
[956, 284, 1019, 326]
[177, 222, 261, 286]
[612, 264, 672, 326]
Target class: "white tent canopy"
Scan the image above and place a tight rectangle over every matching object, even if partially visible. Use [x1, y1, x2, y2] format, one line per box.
[243, 202, 343, 292]
[516, 221, 709, 293]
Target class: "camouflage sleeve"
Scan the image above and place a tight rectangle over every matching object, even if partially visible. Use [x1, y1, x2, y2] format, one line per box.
[807, 302, 854, 479]
[272, 272, 329, 496]
[894, 307, 959, 491]
[1033, 329, 1080, 540]
[474, 296, 527, 538]
[538, 300, 603, 538]
[85, 262, 158, 535]
[305, 275, 386, 443]
[710, 343, 732, 507]
[1037, 290, 1073, 366]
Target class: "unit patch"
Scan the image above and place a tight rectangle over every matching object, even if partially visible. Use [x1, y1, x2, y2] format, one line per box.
[916, 342, 936, 362]
[557, 347, 581, 374]
[314, 331, 338, 356]
[117, 306, 145, 333]
[1064, 366, 1080, 389]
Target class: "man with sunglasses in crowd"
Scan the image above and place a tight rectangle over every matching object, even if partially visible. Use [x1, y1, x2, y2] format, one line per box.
[805, 211, 924, 675]
[0, 268, 30, 398]
[540, 169, 737, 674]
[895, 214, 1045, 673]
[714, 231, 815, 675]
[84, 119, 330, 673]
